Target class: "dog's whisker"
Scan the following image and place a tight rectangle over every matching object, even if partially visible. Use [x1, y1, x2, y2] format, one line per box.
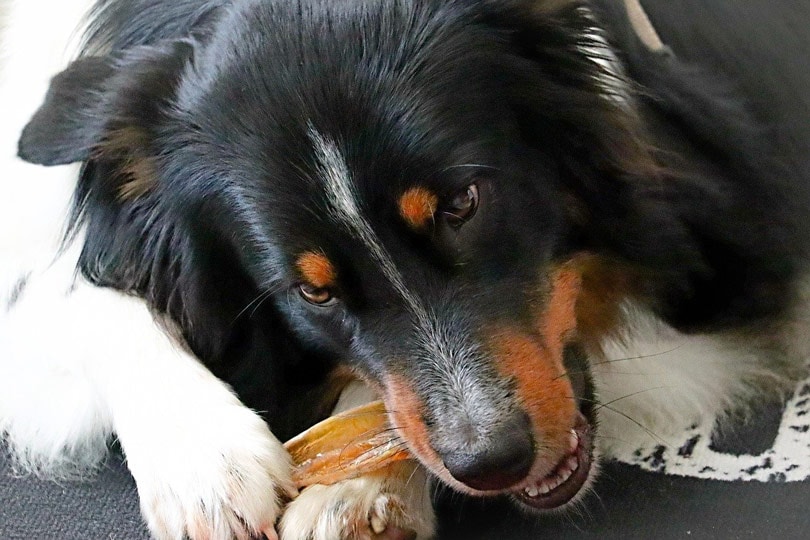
[593, 433, 649, 447]
[439, 163, 501, 173]
[357, 439, 410, 456]
[333, 424, 407, 461]
[403, 460, 421, 490]
[594, 404, 665, 445]
[248, 291, 278, 319]
[563, 394, 666, 444]
[232, 283, 283, 324]
[591, 387, 669, 413]
[590, 345, 687, 367]
[552, 346, 686, 382]
[553, 368, 646, 382]
[331, 410, 392, 419]
[335, 440, 411, 472]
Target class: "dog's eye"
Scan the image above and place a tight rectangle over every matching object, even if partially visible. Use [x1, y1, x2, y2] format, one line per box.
[298, 284, 336, 306]
[442, 184, 479, 228]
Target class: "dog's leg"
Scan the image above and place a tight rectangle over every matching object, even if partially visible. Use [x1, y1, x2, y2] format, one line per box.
[280, 381, 436, 540]
[1, 246, 113, 478]
[1, 239, 296, 540]
[112, 334, 297, 540]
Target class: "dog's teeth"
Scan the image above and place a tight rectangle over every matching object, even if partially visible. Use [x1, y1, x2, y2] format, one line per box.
[568, 430, 579, 453]
[531, 451, 582, 497]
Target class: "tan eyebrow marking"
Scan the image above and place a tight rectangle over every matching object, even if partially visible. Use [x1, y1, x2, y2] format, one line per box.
[296, 252, 337, 289]
[398, 187, 439, 230]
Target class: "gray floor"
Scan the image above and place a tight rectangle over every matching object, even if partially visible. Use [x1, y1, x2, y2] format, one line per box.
[1, 382, 806, 539]
[2, 415, 809, 540]
[0, 450, 149, 540]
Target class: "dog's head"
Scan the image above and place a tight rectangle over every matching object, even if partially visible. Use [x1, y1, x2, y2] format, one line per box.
[19, 0, 692, 510]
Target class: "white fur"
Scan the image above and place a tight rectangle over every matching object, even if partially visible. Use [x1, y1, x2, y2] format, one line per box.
[593, 304, 804, 458]
[280, 466, 436, 540]
[0, 243, 296, 539]
[0, 0, 86, 289]
[1, 0, 100, 472]
[1, 2, 295, 539]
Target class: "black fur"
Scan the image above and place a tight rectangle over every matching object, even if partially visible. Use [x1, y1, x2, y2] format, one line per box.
[17, 0, 810, 493]
[591, 0, 810, 329]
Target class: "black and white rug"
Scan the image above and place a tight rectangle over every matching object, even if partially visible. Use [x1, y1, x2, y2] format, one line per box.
[612, 376, 810, 483]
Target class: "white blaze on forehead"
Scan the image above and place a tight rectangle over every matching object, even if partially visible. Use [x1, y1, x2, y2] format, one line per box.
[307, 126, 486, 393]
[307, 125, 423, 316]
[307, 126, 364, 235]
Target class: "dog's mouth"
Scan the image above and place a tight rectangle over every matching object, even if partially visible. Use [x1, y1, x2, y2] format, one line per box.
[511, 346, 596, 510]
[512, 411, 593, 510]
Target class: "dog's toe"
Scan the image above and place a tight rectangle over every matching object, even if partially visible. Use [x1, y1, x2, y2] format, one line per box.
[278, 462, 434, 540]
[368, 495, 417, 540]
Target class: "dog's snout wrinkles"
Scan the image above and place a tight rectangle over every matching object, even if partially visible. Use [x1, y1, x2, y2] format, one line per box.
[440, 412, 534, 491]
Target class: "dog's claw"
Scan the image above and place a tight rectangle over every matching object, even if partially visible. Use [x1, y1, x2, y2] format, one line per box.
[280, 483, 300, 502]
[370, 513, 387, 535]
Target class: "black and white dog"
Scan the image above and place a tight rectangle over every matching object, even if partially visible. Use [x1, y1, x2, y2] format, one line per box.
[2, 0, 808, 538]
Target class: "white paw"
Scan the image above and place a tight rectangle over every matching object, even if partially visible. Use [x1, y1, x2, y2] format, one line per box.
[279, 462, 435, 540]
[122, 403, 296, 540]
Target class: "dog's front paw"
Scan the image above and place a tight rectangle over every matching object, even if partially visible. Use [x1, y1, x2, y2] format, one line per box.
[122, 403, 296, 540]
[279, 462, 435, 540]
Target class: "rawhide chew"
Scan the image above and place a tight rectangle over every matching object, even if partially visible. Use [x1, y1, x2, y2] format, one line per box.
[284, 400, 412, 489]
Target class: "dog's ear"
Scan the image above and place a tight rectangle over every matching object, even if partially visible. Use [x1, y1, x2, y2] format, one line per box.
[481, 1, 701, 278]
[18, 56, 116, 165]
[19, 40, 331, 420]
[477, 0, 651, 176]
[19, 41, 192, 199]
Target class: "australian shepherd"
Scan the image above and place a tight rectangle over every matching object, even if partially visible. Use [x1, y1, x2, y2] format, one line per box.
[1, 0, 808, 538]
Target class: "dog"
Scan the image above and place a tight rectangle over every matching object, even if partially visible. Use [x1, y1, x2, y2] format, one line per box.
[2, 0, 809, 538]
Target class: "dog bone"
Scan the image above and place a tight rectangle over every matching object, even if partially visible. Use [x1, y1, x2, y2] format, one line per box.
[284, 400, 412, 488]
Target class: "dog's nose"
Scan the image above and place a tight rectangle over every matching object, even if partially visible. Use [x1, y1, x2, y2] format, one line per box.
[441, 412, 534, 491]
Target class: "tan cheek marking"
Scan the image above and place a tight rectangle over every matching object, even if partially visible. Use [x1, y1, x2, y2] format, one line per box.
[384, 375, 443, 470]
[489, 330, 577, 457]
[573, 255, 635, 356]
[296, 252, 337, 289]
[540, 264, 582, 358]
[399, 187, 438, 230]
[488, 266, 583, 455]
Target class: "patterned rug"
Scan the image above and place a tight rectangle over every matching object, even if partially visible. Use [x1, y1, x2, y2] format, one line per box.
[611, 376, 810, 483]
